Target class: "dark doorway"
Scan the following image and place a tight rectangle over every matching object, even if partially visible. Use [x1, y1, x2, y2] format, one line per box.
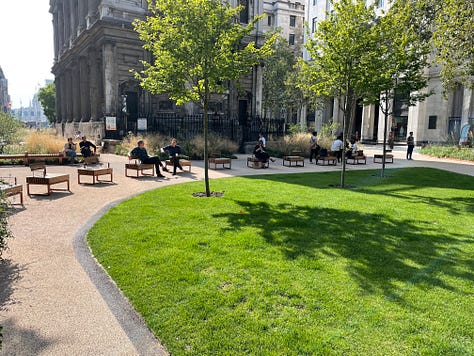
[373, 103, 379, 142]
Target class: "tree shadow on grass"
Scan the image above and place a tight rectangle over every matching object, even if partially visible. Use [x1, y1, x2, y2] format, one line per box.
[213, 200, 473, 301]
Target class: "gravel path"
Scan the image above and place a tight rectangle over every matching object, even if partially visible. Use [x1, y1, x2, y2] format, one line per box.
[0, 150, 472, 355]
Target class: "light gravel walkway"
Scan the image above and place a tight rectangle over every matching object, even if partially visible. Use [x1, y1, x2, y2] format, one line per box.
[0, 149, 472, 355]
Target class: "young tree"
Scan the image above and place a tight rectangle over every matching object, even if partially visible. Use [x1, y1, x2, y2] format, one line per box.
[262, 34, 297, 119]
[0, 112, 23, 150]
[134, 0, 276, 196]
[303, 0, 379, 187]
[37, 82, 56, 124]
[364, 0, 432, 176]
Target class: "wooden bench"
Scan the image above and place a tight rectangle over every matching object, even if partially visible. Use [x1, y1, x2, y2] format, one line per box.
[315, 155, 337, 166]
[0, 176, 23, 205]
[282, 155, 304, 167]
[247, 156, 269, 169]
[77, 156, 113, 184]
[373, 154, 393, 163]
[26, 163, 70, 196]
[165, 156, 192, 172]
[346, 155, 367, 165]
[0, 152, 100, 165]
[208, 153, 231, 170]
[125, 159, 155, 177]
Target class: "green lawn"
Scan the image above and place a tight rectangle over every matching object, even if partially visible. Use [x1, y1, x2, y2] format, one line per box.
[88, 168, 474, 355]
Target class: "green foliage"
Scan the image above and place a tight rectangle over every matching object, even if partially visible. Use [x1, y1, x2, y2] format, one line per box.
[429, 0, 474, 90]
[134, 0, 277, 195]
[37, 82, 56, 123]
[262, 34, 300, 119]
[420, 145, 474, 161]
[364, 0, 432, 109]
[134, 0, 277, 106]
[0, 112, 23, 148]
[0, 191, 12, 258]
[88, 168, 474, 355]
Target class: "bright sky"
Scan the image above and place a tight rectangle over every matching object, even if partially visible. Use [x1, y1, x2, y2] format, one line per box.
[0, 0, 54, 108]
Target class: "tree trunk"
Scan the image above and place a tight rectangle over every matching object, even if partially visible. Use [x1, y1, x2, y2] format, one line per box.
[203, 80, 210, 197]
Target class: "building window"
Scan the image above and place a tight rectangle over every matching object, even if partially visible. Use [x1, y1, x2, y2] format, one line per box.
[313, 0, 317, 5]
[312, 17, 317, 33]
[267, 14, 272, 26]
[289, 34, 295, 45]
[378, 0, 385, 7]
[290, 15, 296, 27]
[428, 115, 437, 129]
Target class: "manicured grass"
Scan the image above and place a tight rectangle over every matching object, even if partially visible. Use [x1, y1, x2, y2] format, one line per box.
[87, 168, 474, 355]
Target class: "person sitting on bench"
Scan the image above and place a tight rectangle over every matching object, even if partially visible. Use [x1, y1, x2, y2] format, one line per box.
[253, 140, 275, 164]
[161, 138, 183, 175]
[79, 136, 97, 158]
[346, 138, 358, 159]
[129, 140, 168, 178]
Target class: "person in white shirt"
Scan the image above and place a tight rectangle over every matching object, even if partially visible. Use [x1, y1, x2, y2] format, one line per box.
[331, 135, 344, 162]
[258, 132, 266, 148]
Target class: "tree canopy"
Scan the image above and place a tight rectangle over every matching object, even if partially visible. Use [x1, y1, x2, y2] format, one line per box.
[302, 0, 431, 185]
[37, 82, 56, 124]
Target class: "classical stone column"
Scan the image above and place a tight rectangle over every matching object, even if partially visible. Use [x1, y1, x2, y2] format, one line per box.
[103, 41, 117, 115]
[62, 0, 70, 50]
[461, 87, 474, 126]
[88, 49, 100, 120]
[361, 105, 375, 142]
[65, 69, 73, 122]
[69, 0, 78, 45]
[71, 61, 81, 122]
[52, 9, 59, 61]
[55, 75, 62, 123]
[56, 3, 64, 54]
[79, 56, 91, 121]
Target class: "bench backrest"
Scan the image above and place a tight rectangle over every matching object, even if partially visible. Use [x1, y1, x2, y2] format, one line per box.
[30, 162, 47, 176]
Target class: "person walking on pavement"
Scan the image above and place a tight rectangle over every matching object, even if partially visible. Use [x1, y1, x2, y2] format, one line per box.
[406, 131, 415, 160]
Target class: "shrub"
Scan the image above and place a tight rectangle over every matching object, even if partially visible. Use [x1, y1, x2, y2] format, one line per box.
[116, 132, 171, 157]
[23, 129, 63, 153]
[420, 145, 474, 161]
[189, 133, 239, 159]
[0, 192, 12, 259]
[267, 132, 310, 157]
[115, 132, 240, 160]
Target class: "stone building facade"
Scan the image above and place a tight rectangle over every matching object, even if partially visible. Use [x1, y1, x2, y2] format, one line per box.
[49, 0, 305, 139]
[304, 0, 474, 144]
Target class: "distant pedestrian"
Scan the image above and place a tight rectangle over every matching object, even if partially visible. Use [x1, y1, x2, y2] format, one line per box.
[406, 131, 415, 160]
[309, 131, 320, 163]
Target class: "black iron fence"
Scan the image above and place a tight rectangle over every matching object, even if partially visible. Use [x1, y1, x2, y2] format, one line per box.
[105, 113, 286, 145]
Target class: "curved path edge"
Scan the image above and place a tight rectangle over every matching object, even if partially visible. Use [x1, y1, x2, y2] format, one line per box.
[73, 193, 168, 356]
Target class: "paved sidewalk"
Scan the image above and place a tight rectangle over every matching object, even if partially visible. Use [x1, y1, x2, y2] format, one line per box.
[0, 151, 472, 355]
